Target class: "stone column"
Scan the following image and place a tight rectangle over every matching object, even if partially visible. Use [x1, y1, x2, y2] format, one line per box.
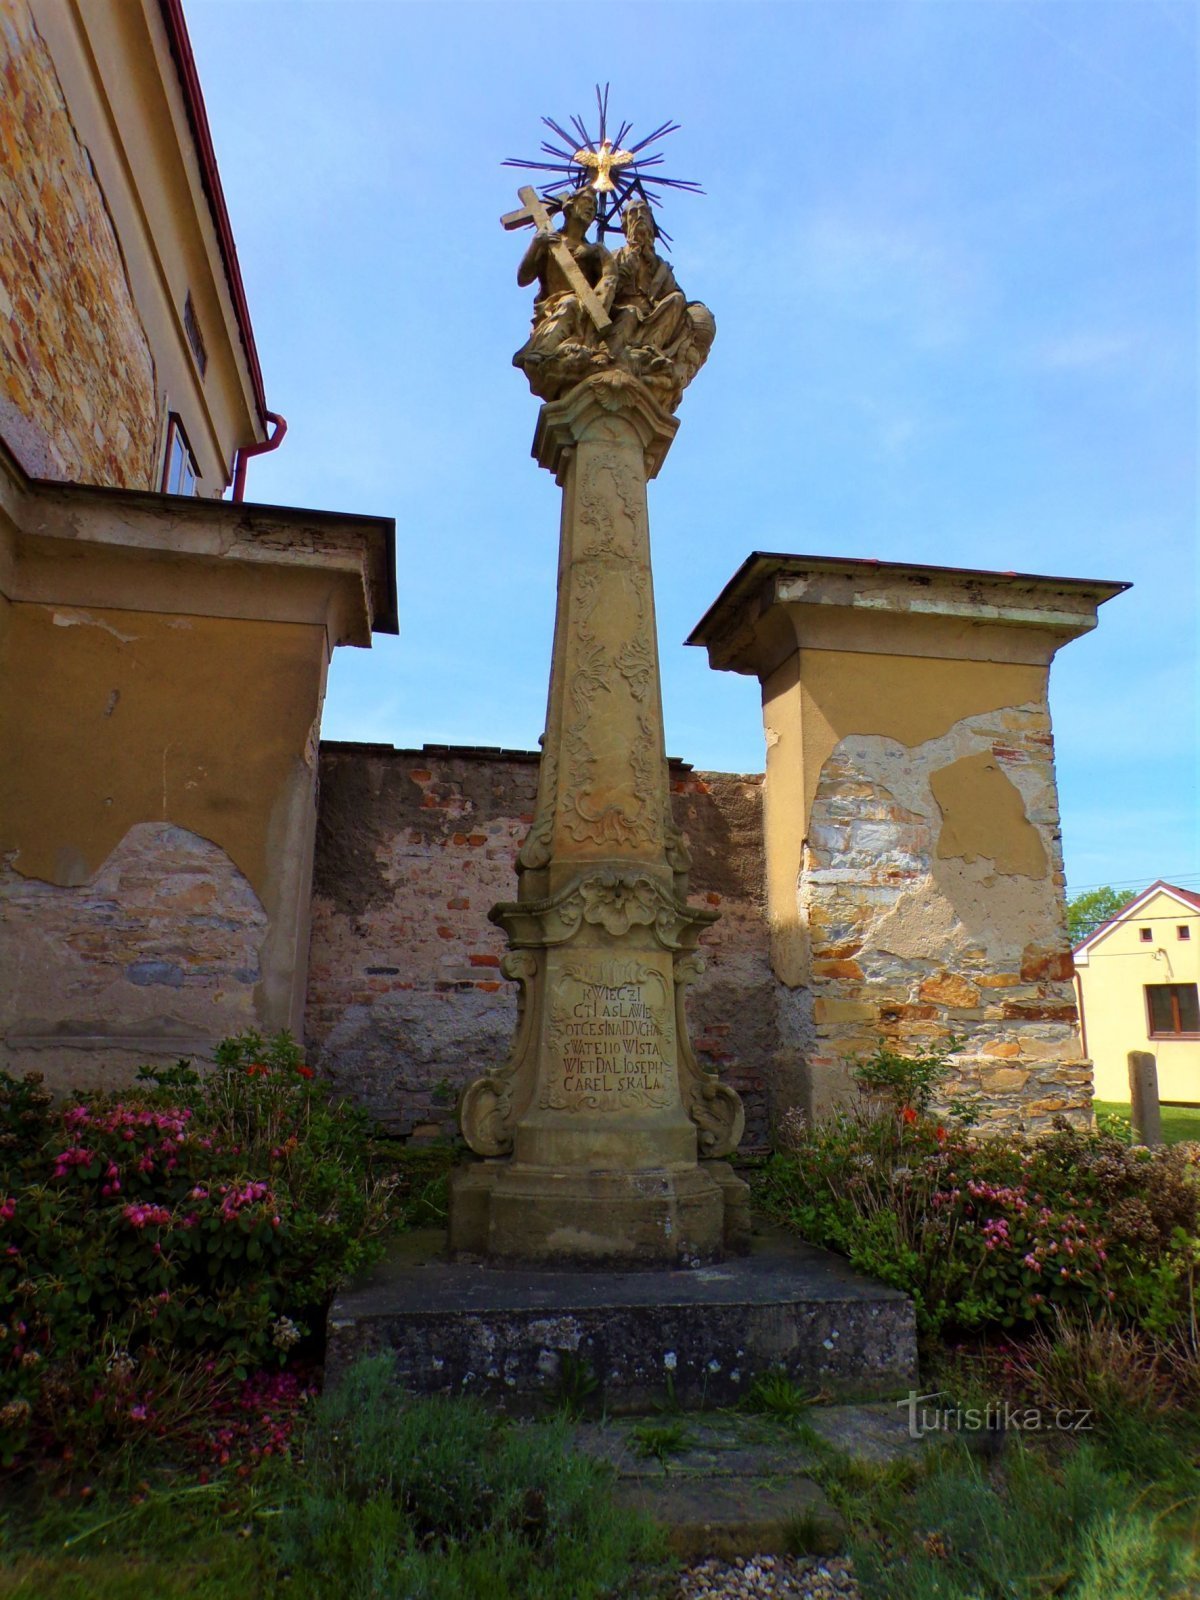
[687, 554, 1128, 1133]
[450, 370, 747, 1263]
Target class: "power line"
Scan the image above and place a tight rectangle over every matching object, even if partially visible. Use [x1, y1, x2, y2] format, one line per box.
[1067, 874, 1200, 893]
[1077, 912, 1198, 925]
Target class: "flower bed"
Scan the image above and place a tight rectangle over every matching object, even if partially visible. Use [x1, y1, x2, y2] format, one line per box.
[0, 1032, 398, 1464]
[755, 1042, 1200, 1344]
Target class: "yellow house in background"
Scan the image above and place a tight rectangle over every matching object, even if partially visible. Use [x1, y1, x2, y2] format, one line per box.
[1074, 882, 1200, 1104]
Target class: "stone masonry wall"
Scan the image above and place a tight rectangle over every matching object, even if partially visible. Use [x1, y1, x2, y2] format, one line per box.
[0, 0, 159, 486]
[800, 702, 1088, 1130]
[0, 822, 266, 1092]
[305, 744, 774, 1153]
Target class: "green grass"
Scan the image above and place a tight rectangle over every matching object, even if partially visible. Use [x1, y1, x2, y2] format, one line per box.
[0, 1475, 275, 1599]
[630, 1419, 693, 1464]
[0, 1358, 666, 1600]
[742, 1369, 819, 1423]
[1093, 1099, 1200, 1145]
[6, 1353, 1199, 1600]
[821, 1404, 1200, 1600]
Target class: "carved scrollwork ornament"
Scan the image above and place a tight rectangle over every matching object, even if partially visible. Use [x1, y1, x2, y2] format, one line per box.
[458, 951, 539, 1156]
[517, 751, 557, 871]
[673, 951, 744, 1158]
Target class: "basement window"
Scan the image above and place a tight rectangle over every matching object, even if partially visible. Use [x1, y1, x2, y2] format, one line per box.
[1139, 927, 1153, 942]
[162, 414, 199, 497]
[1146, 983, 1200, 1039]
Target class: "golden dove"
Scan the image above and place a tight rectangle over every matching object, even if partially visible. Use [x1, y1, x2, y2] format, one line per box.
[572, 137, 634, 193]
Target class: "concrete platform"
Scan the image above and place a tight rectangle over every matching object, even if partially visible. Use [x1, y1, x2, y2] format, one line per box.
[326, 1227, 917, 1411]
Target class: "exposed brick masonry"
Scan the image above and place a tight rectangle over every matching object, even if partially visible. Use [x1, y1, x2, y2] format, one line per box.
[305, 745, 774, 1152]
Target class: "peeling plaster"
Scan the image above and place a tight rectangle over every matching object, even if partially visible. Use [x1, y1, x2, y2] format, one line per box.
[52, 608, 137, 642]
[931, 750, 1049, 879]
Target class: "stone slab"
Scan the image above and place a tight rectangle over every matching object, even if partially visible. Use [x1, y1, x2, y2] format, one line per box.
[571, 1405, 924, 1559]
[616, 1475, 843, 1562]
[573, 1416, 824, 1480]
[326, 1227, 916, 1410]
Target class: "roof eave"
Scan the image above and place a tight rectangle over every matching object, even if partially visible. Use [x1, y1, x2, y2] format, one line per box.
[157, 0, 268, 433]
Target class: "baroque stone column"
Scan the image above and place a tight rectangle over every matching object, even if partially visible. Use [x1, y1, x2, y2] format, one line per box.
[450, 369, 747, 1263]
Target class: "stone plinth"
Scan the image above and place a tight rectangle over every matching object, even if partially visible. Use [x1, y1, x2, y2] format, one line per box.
[327, 1228, 917, 1410]
[450, 372, 747, 1263]
[687, 554, 1129, 1130]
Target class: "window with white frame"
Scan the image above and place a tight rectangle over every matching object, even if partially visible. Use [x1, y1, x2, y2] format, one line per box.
[162, 414, 199, 496]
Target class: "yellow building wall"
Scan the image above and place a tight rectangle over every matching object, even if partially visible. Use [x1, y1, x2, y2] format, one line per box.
[0, 597, 328, 1088]
[1077, 890, 1200, 1103]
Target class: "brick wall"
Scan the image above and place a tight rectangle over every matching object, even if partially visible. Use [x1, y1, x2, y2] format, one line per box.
[305, 744, 775, 1153]
[0, 0, 159, 486]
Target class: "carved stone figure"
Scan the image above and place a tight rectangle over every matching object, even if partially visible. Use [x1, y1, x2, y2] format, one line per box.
[604, 199, 715, 411]
[511, 187, 611, 401]
[510, 190, 715, 413]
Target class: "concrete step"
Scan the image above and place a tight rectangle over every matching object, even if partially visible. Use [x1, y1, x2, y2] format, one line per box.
[571, 1409, 922, 1560]
[326, 1225, 917, 1412]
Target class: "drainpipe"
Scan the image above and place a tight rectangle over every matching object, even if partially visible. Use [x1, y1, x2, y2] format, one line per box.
[232, 412, 287, 502]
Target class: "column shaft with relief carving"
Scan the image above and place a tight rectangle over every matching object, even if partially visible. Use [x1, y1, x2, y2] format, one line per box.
[450, 370, 747, 1264]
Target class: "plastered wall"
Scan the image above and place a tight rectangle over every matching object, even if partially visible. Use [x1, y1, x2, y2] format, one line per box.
[764, 646, 1087, 1129]
[0, 599, 328, 1086]
[305, 745, 776, 1152]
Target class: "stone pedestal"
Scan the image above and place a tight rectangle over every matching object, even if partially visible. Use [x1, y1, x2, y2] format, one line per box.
[449, 371, 747, 1264]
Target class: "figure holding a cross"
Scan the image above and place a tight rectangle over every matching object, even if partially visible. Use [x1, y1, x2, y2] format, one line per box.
[510, 186, 613, 401]
[505, 181, 714, 412]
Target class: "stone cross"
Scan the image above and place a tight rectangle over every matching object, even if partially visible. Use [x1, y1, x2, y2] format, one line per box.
[501, 185, 612, 333]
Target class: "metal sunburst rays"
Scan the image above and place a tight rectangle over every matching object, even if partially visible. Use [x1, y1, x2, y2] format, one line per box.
[503, 83, 703, 246]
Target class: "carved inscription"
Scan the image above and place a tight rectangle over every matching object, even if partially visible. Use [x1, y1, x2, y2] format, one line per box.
[542, 960, 675, 1111]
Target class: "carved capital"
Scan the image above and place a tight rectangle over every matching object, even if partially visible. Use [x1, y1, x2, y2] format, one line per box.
[491, 866, 718, 952]
[534, 370, 679, 482]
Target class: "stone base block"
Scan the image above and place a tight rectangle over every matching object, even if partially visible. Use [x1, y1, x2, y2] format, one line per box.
[326, 1227, 917, 1411]
[448, 1158, 750, 1265]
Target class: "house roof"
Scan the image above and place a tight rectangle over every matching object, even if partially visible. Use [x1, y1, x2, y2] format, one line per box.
[1073, 880, 1200, 958]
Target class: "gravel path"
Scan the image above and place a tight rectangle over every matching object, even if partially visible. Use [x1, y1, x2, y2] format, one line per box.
[674, 1553, 860, 1599]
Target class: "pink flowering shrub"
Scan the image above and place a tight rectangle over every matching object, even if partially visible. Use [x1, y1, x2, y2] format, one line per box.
[0, 1031, 397, 1463]
[756, 1043, 1200, 1341]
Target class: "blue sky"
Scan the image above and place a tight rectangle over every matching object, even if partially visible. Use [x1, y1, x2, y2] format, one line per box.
[186, 0, 1197, 901]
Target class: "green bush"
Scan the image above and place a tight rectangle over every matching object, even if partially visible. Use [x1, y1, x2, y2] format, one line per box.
[0, 1032, 398, 1464]
[275, 1356, 664, 1599]
[757, 1045, 1200, 1341]
[846, 1431, 1200, 1600]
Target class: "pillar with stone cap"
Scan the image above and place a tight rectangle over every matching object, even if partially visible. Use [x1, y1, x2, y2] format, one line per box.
[449, 370, 747, 1263]
[687, 553, 1128, 1132]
